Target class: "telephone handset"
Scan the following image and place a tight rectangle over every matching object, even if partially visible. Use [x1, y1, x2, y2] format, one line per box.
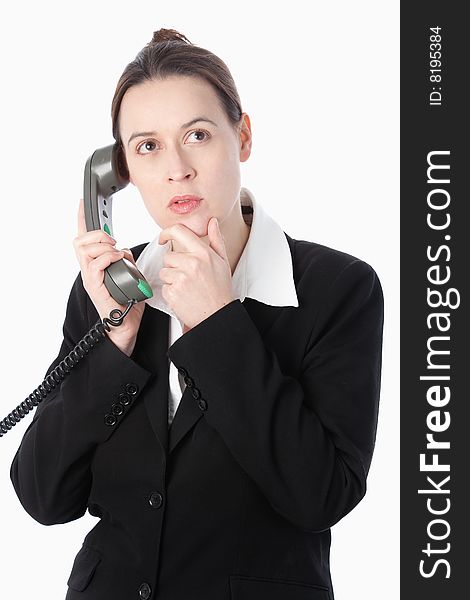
[84, 143, 153, 304]
[0, 144, 152, 438]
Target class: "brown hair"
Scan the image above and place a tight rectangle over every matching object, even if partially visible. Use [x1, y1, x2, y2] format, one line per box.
[111, 28, 244, 179]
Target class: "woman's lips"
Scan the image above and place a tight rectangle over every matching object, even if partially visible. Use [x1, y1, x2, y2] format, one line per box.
[168, 196, 202, 214]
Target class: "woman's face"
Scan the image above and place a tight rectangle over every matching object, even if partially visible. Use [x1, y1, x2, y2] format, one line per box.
[119, 75, 251, 238]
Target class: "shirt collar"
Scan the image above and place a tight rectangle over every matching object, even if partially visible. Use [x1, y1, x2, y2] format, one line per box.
[135, 186, 299, 317]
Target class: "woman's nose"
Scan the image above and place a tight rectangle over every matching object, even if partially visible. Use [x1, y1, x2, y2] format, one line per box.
[165, 147, 196, 182]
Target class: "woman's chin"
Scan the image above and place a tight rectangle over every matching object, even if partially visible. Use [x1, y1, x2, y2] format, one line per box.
[172, 214, 210, 238]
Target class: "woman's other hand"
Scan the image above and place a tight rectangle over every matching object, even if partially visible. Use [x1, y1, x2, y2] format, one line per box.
[158, 217, 235, 331]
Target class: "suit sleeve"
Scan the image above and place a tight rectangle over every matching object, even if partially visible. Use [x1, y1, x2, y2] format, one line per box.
[10, 272, 153, 526]
[167, 258, 384, 533]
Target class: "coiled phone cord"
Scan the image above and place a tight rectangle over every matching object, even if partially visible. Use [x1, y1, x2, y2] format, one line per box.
[0, 300, 136, 438]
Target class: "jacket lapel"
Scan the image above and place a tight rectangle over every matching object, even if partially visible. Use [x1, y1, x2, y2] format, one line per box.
[131, 304, 170, 455]
[168, 386, 204, 453]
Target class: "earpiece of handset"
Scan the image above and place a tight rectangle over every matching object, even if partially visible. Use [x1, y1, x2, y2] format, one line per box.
[83, 143, 153, 305]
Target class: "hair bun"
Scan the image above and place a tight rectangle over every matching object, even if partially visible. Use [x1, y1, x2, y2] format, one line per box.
[149, 28, 192, 45]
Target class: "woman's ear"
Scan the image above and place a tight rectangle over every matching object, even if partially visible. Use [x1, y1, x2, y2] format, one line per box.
[239, 113, 252, 162]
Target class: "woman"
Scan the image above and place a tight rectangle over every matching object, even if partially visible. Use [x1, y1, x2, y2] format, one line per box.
[10, 28, 384, 600]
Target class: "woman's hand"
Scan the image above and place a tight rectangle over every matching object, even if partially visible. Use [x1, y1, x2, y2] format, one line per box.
[158, 217, 235, 331]
[73, 198, 145, 356]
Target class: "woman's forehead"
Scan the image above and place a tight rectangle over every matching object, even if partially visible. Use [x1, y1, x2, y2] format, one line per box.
[122, 76, 219, 113]
[119, 76, 224, 135]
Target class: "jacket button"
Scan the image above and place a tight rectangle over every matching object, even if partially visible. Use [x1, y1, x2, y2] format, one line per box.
[119, 392, 131, 406]
[125, 383, 139, 396]
[148, 491, 163, 509]
[104, 414, 117, 426]
[111, 402, 124, 416]
[138, 582, 152, 599]
[191, 387, 201, 400]
[177, 367, 188, 377]
[197, 398, 208, 411]
[183, 375, 194, 387]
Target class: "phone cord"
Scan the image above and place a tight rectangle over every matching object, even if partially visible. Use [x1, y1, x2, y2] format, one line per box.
[0, 300, 136, 438]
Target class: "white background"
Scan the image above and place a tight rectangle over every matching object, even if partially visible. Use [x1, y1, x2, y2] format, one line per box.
[0, 1, 399, 598]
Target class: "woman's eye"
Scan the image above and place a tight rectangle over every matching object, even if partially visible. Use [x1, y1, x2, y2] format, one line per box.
[187, 130, 209, 143]
[137, 140, 157, 155]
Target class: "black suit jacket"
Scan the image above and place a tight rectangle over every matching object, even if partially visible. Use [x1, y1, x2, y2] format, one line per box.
[11, 233, 384, 600]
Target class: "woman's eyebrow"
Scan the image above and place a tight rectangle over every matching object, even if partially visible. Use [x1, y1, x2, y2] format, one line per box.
[127, 117, 218, 147]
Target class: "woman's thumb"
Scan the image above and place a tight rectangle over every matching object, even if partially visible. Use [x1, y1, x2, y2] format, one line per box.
[122, 248, 135, 263]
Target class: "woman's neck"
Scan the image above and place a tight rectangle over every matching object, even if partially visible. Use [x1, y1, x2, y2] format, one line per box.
[223, 217, 251, 275]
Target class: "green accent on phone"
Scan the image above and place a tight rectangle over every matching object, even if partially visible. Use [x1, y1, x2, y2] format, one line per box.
[103, 223, 111, 236]
[137, 278, 153, 299]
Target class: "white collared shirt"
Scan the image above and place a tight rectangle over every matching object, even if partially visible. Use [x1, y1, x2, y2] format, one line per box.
[136, 187, 299, 425]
